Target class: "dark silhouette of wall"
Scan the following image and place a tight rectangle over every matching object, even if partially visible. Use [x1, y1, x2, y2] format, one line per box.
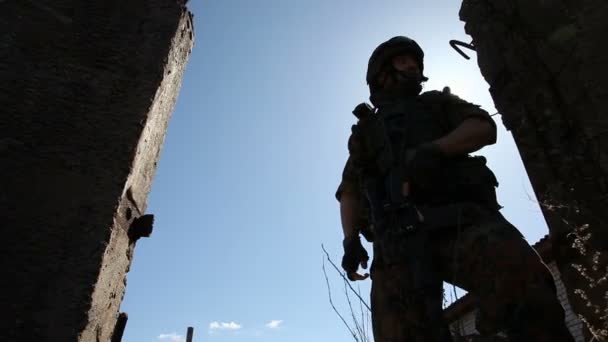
[0, 1, 193, 341]
[460, 0, 608, 339]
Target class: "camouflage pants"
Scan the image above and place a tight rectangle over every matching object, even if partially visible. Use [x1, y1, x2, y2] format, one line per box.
[370, 211, 575, 342]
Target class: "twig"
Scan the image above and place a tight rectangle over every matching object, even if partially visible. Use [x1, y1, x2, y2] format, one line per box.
[321, 244, 372, 312]
[344, 280, 366, 341]
[358, 284, 368, 341]
[322, 257, 359, 341]
[364, 302, 371, 340]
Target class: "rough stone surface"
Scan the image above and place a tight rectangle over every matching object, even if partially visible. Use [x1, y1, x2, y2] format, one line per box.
[0, 1, 193, 341]
[460, 0, 608, 339]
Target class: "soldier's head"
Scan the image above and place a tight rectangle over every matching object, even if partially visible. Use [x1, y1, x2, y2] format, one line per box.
[367, 36, 428, 103]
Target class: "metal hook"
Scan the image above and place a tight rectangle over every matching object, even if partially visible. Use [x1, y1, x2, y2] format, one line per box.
[449, 40, 476, 60]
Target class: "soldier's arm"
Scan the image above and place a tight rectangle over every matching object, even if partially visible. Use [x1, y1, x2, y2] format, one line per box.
[434, 117, 496, 156]
[338, 182, 370, 281]
[336, 161, 370, 281]
[433, 92, 497, 156]
[339, 183, 361, 239]
[336, 158, 362, 238]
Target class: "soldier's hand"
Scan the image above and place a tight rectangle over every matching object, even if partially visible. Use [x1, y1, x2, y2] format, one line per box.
[341, 235, 370, 281]
[405, 143, 445, 189]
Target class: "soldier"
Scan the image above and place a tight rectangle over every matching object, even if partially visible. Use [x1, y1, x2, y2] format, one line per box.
[336, 36, 575, 342]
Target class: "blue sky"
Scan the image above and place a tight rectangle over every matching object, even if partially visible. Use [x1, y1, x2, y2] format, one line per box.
[120, 1, 549, 341]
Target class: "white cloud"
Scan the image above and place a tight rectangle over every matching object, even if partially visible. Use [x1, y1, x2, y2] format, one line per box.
[209, 321, 242, 331]
[158, 333, 185, 342]
[265, 320, 283, 329]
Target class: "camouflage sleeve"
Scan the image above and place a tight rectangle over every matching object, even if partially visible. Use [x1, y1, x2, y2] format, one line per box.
[335, 157, 360, 201]
[442, 92, 497, 132]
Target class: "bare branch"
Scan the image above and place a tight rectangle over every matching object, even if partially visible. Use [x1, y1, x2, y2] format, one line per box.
[321, 244, 372, 312]
[322, 256, 360, 341]
[344, 280, 365, 341]
[358, 284, 369, 342]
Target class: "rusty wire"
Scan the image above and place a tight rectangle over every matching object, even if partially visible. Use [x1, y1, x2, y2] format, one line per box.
[449, 40, 476, 60]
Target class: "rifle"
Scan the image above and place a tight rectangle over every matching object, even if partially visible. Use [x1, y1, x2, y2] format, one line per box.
[349, 102, 433, 265]
[348, 101, 472, 340]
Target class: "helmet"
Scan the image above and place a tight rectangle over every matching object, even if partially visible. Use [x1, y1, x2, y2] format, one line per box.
[366, 36, 426, 86]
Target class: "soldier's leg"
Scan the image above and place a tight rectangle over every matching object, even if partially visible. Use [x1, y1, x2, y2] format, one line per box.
[370, 257, 453, 342]
[438, 213, 574, 342]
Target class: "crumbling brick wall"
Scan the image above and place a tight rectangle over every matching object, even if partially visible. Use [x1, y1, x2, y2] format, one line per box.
[0, 1, 193, 341]
[460, 0, 608, 339]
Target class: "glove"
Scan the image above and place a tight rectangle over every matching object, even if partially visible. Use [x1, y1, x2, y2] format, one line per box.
[405, 143, 445, 189]
[341, 235, 370, 281]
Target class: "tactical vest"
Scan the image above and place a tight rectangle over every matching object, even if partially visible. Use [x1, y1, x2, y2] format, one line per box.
[368, 92, 500, 219]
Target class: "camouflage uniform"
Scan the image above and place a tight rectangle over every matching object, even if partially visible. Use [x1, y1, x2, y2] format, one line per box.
[337, 91, 575, 342]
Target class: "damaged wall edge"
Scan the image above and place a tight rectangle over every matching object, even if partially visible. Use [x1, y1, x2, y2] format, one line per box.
[0, 2, 194, 342]
[459, 0, 608, 339]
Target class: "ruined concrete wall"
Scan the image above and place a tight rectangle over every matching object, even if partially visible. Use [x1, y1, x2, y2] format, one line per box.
[460, 0, 608, 339]
[0, 1, 193, 341]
